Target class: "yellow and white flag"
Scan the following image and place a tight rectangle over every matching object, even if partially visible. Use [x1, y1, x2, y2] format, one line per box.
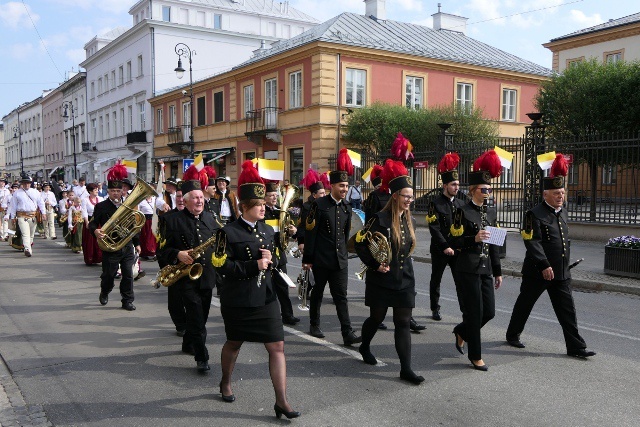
[537, 151, 556, 170]
[494, 146, 514, 170]
[257, 158, 285, 181]
[122, 159, 137, 174]
[265, 218, 279, 233]
[347, 149, 361, 168]
[194, 153, 204, 171]
[361, 166, 373, 183]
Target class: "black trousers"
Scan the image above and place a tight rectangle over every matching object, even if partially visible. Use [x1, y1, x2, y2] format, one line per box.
[100, 244, 135, 304]
[168, 284, 186, 332]
[506, 277, 587, 351]
[273, 264, 294, 319]
[429, 252, 464, 312]
[310, 266, 352, 333]
[179, 280, 212, 362]
[454, 272, 495, 361]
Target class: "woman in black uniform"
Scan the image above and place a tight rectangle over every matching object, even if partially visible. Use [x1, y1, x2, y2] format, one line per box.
[355, 159, 424, 385]
[212, 160, 299, 419]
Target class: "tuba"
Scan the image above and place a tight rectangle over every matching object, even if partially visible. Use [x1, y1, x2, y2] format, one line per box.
[97, 177, 158, 252]
[278, 184, 299, 250]
[355, 231, 392, 280]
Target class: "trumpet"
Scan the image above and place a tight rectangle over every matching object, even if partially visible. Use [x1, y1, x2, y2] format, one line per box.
[297, 269, 312, 311]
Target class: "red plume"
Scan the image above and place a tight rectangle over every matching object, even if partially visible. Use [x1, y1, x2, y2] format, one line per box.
[319, 172, 330, 189]
[299, 168, 320, 189]
[203, 165, 217, 181]
[380, 159, 408, 192]
[183, 164, 208, 190]
[336, 148, 354, 176]
[550, 153, 568, 178]
[391, 132, 414, 161]
[238, 160, 263, 186]
[370, 164, 384, 180]
[473, 150, 502, 178]
[438, 152, 460, 173]
[106, 161, 128, 182]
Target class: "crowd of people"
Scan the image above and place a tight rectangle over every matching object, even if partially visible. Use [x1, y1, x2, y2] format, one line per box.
[0, 146, 597, 419]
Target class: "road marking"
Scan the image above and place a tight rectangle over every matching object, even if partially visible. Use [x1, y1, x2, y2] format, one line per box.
[210, 297, 387, 366]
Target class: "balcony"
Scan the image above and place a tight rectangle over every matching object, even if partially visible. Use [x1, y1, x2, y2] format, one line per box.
[126, 131, 147, 145]
[167, 126, 192, 156]
[81, 142, 95, 152]
[245, 107, 281, 144]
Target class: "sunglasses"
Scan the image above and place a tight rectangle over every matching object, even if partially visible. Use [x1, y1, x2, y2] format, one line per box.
[480, 188, 493, 194]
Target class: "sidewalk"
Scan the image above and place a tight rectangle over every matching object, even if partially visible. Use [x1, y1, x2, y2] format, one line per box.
[412, 226, 640, 296]
[0, 355, 51, 427]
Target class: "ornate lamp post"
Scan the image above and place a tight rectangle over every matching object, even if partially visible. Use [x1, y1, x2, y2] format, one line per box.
[174, 43, 195, 159]
[13, 123, 24, 175]
[62, 101, 77, 180]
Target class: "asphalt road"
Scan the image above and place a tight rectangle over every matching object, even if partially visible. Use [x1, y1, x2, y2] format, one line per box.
[1, 239, 639, 426]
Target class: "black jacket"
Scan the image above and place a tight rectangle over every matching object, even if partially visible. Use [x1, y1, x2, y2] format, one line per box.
[355, 210, 415, 290]
[215, 219, 278, 307]
[301, 195, 352, 270]
[88, 198, 140, 249]
[521, 202, 571, 281]
[428, 192, 465, 254]
[448, 201, 502, 277]
[295, 201, 312, 244]
[364, 188, 390, 223]
[156, 209, 219, 290]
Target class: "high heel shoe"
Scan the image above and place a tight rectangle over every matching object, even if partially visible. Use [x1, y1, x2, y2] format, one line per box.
[453, 331, 465, 355]
[400, 370, 425, 385]
[471, 360, 488, 372]
[218, 381, 235, 403]
[274, 404, 301, 419]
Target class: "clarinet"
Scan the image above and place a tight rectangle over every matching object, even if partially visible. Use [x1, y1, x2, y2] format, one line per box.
[479, 198, 489, 268]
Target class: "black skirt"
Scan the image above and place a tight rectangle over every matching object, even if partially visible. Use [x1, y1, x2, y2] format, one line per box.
[365, 279, 416, 308]
[221, 300, 284, 343]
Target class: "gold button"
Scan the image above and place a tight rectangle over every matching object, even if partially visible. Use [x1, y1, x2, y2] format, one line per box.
[259, 238, 263, 242]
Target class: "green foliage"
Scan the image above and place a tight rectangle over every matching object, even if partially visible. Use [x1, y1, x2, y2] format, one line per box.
[536, 59, 640, 138]
[342, 102, 499, 154]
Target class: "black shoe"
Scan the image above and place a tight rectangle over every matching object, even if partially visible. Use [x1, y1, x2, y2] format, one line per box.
[99, 293, 108, 306]
[400, 370, 425, 385]
[24, 249, 32, 257]
[410, 318, 426, 332]
[134, 270, 146, 281]
[567, 349, 596, 358]
[115, 272, 122, 279]
[309, 325, 325, 338]
[378, 323, 388, 330]
[181, 344, 195, 355]
[176, 329, 186, 337]
[432, 310, 442, 321]
[196, 361, 210, 372]
[453, 331, 465, 355]
[471, 361, 489, 371]
[274, 404, 300, 419]
[506, 338, 526, 348]
[343, 330, 362, 346]
[359, 345, 377, 365]
[122, 302, 136, 311]
[282, 316, 300, 326]
[219, 382, 235, 402]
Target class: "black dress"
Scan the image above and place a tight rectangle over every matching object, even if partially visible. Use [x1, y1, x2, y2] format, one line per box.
[214, 218, 284, 343]
[355, 211, 416, 308]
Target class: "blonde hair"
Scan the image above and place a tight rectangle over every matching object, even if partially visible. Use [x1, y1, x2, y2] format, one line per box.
[382, 192, 416, 254]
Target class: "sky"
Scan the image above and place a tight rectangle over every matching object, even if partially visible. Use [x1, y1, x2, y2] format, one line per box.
[0, 0, 638, 121]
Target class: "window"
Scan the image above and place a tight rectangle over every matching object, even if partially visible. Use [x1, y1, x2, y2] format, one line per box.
[502, 88, 517, 121]
[214, 14, 222, 29]
[606, 52, 622, 63]
[602, 165, 616, 185]
[345, 68, 366, 107]
[197, 11, 205, 26]
[99, 116, 103, 140]
[244, 151, 255, 161]
[128, 105, 133, 132]
[90, 82, 95, 98]
[111, 70, 116, 89]
[213, 92, 223, 123]
[104, 74, 108, 92]
[98, 78, 102, 95]
[120, 108, 125, 135]
[126, 61, 132, 81]
[138, 101, 146, 130]
[137, 55, 143, 77]
[112, 112, 117, 136]
[118, 66, 124, 85]
[567, 59, 582, 68]
[80, 95, 84, 114]
[91, 118, 96, 142]
[243, 85, 254, 117]
[197, 96, 206, 126]
[156, 109, 164, 134]
[405, 76, 423, 110]
[456, 82, 473, 112]
[105, 114, 110, 138]
[265, 78, 277, 108]
[289, 148, 303, 186]
[168, 105, 176, 128]
[162, 5, 171, 22]
[289, 71, 302, 108]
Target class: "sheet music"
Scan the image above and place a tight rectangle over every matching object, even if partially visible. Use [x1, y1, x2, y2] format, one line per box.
[482, 226, 507, 247]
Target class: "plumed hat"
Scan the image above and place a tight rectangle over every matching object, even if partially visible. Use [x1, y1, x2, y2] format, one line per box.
[370, 164, 384, 187]
[469, 150, 502, 185]
[438, 152, 460, 184]
[182, 164, 208, 195]
[203, 165, 217, 186]
[329, 148, 353, 184]
[237, 160, 265, 201]
[390, 132, 414, 161]
[319, 172, 330, 189]
[300, 168, 322, 193]
[380, 159, 411, 194]
[543, 153, 568, 190]
[106, 161, 128, 189]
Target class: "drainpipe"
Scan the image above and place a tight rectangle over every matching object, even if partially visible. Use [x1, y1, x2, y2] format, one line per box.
[335, 53, 341, 155]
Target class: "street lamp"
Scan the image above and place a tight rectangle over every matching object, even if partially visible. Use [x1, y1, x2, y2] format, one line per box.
[13, 123, 24, 176]
[62, 101, 78, 180]
[174, 43, 195, 159]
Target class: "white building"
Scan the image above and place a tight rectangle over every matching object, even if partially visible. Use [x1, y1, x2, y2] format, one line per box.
[58, 73, 91, 183]
[0, 124, 5, 178]
[80, 0, 318, 183]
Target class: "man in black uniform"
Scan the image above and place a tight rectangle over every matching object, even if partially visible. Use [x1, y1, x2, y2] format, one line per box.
[264, 182, 300, 325]
[90, 164, 140, 311]
[427, 153, 465, 321]
[302, 149, 361, 346]
[296, 171, 325, 255]
[506, 154, 595, 358]
[157, 179, 220, 371]
[363, 164, 388, 223]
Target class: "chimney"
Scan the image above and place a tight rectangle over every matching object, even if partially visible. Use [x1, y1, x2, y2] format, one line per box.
[432, 3, 468, 34]
[364, 0, 386, 21]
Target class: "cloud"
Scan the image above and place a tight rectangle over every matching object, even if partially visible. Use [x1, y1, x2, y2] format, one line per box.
[0, 1, 40, 29]
[466, 0, 506, 25]
[66, 48, 86, 64]
[46, 0, 131, 13]
[394, 0, 423, 13]
[10, 43, 35, 60]
[569, 9, 603, 27]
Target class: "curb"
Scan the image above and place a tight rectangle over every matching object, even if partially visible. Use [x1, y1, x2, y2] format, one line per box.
[412, 256, 640, 297]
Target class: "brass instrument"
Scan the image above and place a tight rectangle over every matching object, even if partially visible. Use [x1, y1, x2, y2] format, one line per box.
[356, 230, 392, 280]
[153, 234, 217, 288]
[71, 210, 83, 226]
[97, 177, 158, 252]
[297, 269, 312, 311]
[278, 184, 299, 251]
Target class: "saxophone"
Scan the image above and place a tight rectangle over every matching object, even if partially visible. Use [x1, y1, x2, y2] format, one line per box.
[152, 234, 217, 288]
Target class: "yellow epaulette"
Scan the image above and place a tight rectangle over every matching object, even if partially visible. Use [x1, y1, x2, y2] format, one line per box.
[521, 211, 534, 241]
[275, 247, 280, 258]
[211, 229, 227, 268]
[449, 208, 464, 237]
[356, 218, 375, 242]
[426, 202, 437, 224]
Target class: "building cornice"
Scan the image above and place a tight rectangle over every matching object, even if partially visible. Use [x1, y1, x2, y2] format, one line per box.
[544, 22, 640, 52]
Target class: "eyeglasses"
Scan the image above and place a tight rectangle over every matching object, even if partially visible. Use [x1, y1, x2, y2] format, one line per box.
[480, 188, 493, 194]
[398, 194, 415, 201]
